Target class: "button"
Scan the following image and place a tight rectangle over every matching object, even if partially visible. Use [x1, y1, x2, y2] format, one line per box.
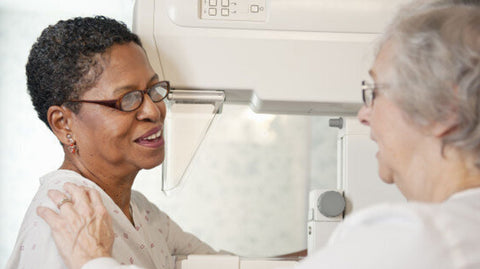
[221, 8, 229, 16]
[317, 191, 345, 218]
[209, 0, 217, 6]
[208, 8, 217, 16]
[250, 5, 259, 13]
[221, 0, 229, 7]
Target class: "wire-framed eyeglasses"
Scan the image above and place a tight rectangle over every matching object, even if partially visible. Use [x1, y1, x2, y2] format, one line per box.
[361, 80, 387, 107]
[65, 81, 170, 112]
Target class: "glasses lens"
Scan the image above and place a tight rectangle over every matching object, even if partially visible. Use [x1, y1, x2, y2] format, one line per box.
[362, 89, 367, 105]
[363, 89, 374, 107]
[361, 81, 376, 107]
[148, 82, 169, 102]
[120, 91, 143, 111]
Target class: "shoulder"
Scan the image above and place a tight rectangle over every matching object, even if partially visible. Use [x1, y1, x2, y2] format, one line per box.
[306, 203, 454, 269]
[5, 170, 75, 268]
[331, 202, 439, 241]
[130, 190, 155, 208]
[39, 169, 97, 192]
[33, 170, 106, 210]
[14, 170, 105, 242]
[130, 190, 170, 220]
[342, 202, 432, 226]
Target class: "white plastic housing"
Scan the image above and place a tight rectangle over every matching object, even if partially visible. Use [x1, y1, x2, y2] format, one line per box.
[133, 0, 407, 115]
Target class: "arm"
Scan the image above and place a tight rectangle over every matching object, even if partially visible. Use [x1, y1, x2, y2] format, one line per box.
[37, 183, 143, 269]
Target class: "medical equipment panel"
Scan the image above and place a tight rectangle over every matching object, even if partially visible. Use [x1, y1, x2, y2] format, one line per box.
[200, 0, 267, 22]
[134, 0, 406, 114]
[133, 0, 409, 259]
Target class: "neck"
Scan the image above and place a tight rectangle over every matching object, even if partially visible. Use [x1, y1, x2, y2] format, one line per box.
[60, 155, 138, 224]
[403, 146, 480, 202]
[434, 152, 480, 201]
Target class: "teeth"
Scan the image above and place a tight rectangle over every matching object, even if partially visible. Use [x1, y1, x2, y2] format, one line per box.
[145, 130, 162, 140]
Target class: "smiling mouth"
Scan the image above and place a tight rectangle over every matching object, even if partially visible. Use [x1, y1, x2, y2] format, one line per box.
[144, 129, 162, 141]
[135, 128, 164, 148]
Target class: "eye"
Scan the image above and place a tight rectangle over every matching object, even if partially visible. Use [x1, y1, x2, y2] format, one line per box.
[120, 90, 143, 111]
[148, 83, 169, 102]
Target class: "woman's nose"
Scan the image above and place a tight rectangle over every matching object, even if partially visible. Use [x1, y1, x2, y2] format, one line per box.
[136, 95, 165, 122]
[357, 105, 371, 126]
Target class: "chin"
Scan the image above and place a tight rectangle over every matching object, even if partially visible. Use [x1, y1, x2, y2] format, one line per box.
[378, 167, 395, 184]
[380, 177, 395, 184]
[141, 155, 165, 170]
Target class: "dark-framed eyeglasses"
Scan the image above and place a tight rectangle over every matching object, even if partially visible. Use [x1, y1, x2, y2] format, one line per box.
[361, 80, 387, 107]
[65, 81, 170, 112]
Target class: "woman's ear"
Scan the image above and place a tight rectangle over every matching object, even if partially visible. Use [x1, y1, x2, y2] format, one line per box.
[431, 114, 457, 138]
[432, 87, 461, 138]
[47, 105, 74, 145]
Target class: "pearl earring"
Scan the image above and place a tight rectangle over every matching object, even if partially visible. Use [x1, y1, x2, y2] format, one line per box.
[66, 134, 78, 154]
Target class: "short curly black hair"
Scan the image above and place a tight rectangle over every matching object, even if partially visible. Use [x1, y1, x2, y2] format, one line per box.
[26, 16, 142, 129]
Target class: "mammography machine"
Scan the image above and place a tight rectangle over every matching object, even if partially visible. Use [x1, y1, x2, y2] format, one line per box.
[133, 0, 407, 267]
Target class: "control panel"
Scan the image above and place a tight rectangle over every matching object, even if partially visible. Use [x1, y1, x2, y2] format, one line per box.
[200, 0, 267, 22]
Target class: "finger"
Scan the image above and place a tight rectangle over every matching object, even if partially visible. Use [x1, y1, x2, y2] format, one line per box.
[47, 190, 89, 238]
[64, 182, 90, 204]
[84, 187, 114, 250]
[64, 182, 93, 218]
[85, 187, 104, 210]
[37, 206, 77, 242]
[37, 207, 78, 269]
[47, 189, 72, 211]
[37, 206, 62, 229]
[85, 188, 112, 234]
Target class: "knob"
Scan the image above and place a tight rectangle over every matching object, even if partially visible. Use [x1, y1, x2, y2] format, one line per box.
[328, 118, 343, 129]
[317, 191, 345, 218]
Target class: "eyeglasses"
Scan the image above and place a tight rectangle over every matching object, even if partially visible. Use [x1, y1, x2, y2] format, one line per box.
[361, 80, 387, 107]
[65, 81, 170, 112]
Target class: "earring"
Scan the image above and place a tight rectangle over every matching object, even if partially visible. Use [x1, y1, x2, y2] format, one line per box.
[66, 134, 78, 154]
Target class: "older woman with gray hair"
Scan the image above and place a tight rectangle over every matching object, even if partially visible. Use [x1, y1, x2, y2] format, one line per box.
[37, 0, 480, 269]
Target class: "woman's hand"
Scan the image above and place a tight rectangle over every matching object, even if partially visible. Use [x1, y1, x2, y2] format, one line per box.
[37, 182, 114, 269]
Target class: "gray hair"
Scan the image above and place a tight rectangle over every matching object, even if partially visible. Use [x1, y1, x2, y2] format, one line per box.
[378, 3, 480, 164]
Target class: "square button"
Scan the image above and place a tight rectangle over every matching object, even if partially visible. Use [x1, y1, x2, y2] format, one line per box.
[209, 0, 217, 6]
[221, 0, 229, 7]
[208, 8, 217, 16]
[221, 8, 229, 16]
[250, 5, 259, 13]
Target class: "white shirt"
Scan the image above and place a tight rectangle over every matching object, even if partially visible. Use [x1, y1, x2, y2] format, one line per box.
[85, 187, 480, 269]
[298, 187, 480, 269]
[6, 170, 216, 269]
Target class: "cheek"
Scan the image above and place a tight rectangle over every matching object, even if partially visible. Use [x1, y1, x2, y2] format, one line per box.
[77, 112, 134, 146]
[157, 102, 167, 119]
[378, 129, 404, 163]
[100, 122, 133, 147]
[370, 121, 400, 181]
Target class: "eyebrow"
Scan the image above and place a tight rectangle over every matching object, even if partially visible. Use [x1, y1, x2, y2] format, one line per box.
[113, 74, 160, 95]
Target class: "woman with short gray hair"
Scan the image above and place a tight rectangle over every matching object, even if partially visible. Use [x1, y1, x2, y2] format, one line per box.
[304, 4, 480, 267]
